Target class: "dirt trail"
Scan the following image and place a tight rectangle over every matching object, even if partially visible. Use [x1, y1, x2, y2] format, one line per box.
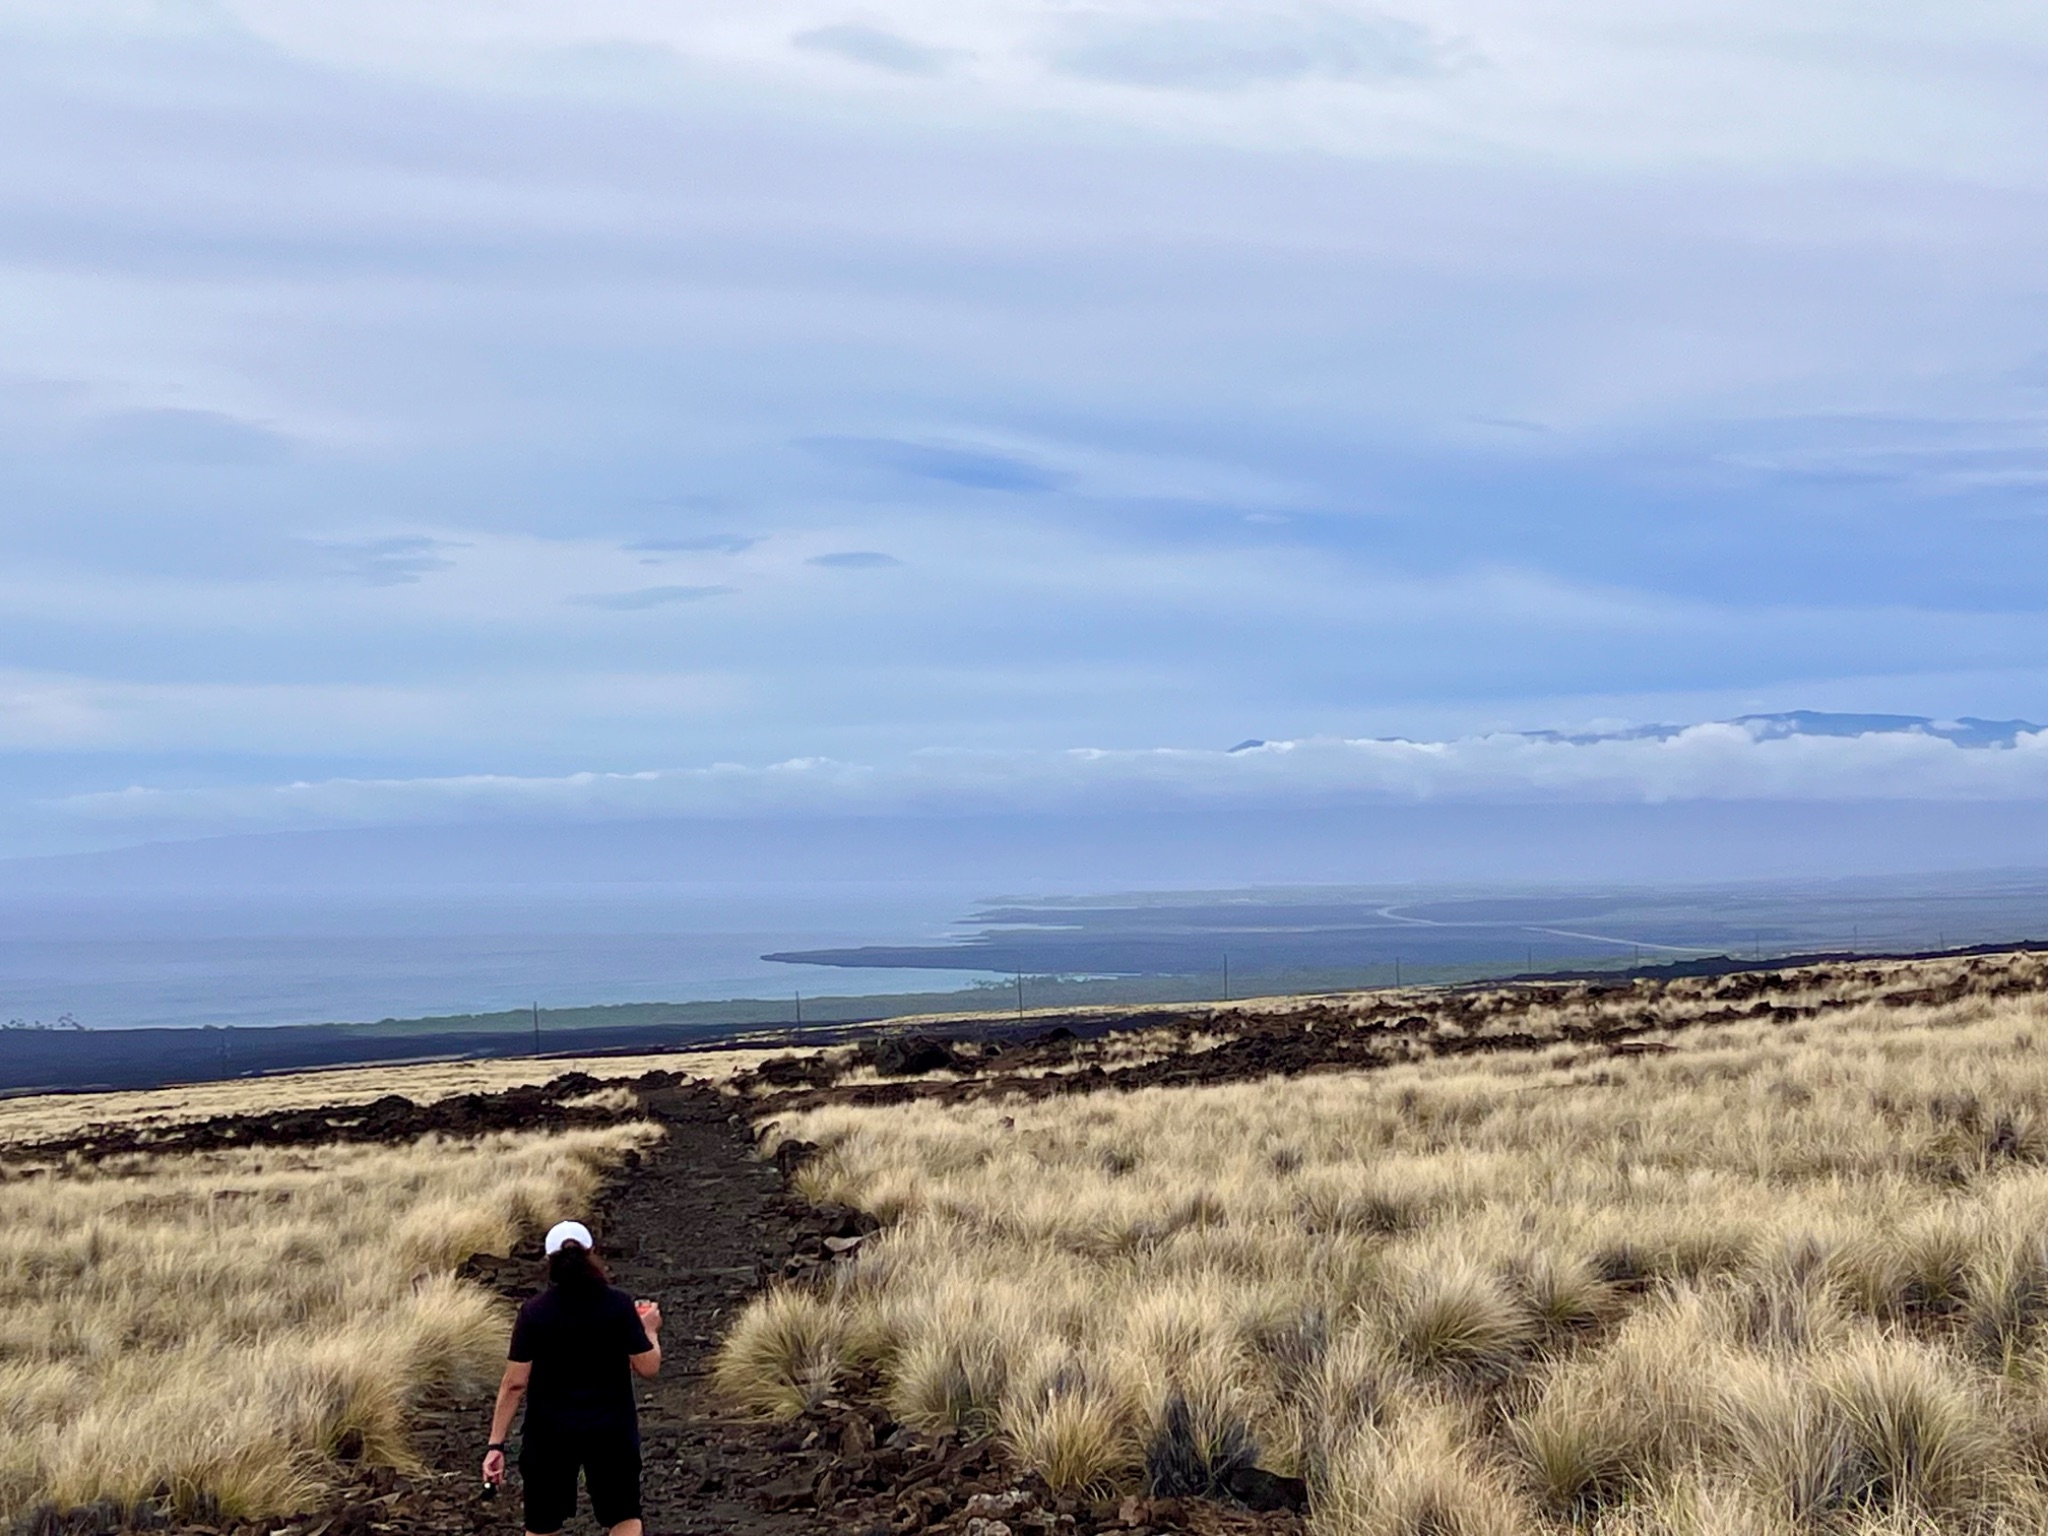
[431, 1079, 828, 1536]
[588, 1081, 825, 1535]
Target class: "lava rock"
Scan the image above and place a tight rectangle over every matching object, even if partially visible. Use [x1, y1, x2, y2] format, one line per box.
[870, 1036, 960, 1077]
[1222, 1466, 1308, 1513]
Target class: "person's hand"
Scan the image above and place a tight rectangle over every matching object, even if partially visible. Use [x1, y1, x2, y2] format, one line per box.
[636, 1299, 663, 1334]
[482, 1448, 506, 1486]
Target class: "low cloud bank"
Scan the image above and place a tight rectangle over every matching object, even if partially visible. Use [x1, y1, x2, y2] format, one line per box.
[50, 714, 2048, 836]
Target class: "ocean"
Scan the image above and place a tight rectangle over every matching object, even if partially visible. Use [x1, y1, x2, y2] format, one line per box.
[0, 882, 998, 1030]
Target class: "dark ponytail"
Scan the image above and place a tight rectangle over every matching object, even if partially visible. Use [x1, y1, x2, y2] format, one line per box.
[546, 1242, 609, 1289]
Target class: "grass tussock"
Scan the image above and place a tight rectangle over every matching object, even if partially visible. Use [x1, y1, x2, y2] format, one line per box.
[712, 1288, 850, 1419]
[1388, 1259, 1532, 1387]
[0, 1122, 657, 1525]
[722, 957, 2048, 1529]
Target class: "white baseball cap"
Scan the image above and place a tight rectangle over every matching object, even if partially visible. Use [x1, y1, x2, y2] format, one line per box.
[544, 1220, 595, 1255]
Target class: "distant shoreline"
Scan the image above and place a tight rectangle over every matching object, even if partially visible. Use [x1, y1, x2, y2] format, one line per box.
[8, 937, 2045, 1098]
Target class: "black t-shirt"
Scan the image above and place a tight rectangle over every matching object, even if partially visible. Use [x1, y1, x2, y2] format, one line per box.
[508, 1282, 653, 1443]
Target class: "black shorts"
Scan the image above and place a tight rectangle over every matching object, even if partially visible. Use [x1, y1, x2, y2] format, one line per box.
[520, 1430, 642, 1533]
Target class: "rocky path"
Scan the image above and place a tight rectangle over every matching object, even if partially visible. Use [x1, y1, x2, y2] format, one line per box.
[439, 1078, 829, 1536]
[595, 1081, 826, 1536]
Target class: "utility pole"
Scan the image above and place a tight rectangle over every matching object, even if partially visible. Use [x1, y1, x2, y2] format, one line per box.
[795, 991, 803, 1026]
[1015, 972, 1024, 1021]
[532, 1001, 541, 1056]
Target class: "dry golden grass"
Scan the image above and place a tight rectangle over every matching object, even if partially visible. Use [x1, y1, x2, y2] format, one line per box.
[0, 1121, 659, 1524]
[719, 957, 2048, 1534]
[0, 1046, 772, 1146]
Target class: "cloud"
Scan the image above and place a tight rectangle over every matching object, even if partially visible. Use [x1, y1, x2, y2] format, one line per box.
[808, 550, 901, 569]
[49, 715, 2048, 836]
[310, 535, 461, 586]
[0, 667, 733, 754]
[567, 585, 736, 610]
[803, 437, 1068, 493]
[793, 23, 953, 75]
[626, 535, 759, 555]
[83, 408, 291, 466]
[1048, 5, 1454, 91]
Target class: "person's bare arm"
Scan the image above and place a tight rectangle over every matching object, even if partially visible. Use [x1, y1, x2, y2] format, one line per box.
[630, 1299, 663, 1379]
[481, 1361, 532, 1484]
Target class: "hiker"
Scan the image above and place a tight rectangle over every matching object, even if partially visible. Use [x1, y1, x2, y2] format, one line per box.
[482, 1221, 663, 1536]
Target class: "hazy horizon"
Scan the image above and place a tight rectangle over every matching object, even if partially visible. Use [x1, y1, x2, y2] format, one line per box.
[15, 803, 2048, 1029]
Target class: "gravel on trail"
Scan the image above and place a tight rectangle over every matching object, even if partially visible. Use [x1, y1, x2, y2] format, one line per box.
[444, 1076, 838, 1536]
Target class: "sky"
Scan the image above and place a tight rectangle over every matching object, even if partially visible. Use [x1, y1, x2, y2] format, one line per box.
[6, 1, 2048, 861]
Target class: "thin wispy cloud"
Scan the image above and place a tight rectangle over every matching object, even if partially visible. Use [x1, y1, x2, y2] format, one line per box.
[626, 535, 759, 555]
[794, 23, 955, 75]
[310, 536, 462, 587]
[1047, 5, 1458, 91]
[808, 551, 901, 569]
[566, 585, 736, 611]
[83, 409, 291, 466]
[803, 437, 1069, 494]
